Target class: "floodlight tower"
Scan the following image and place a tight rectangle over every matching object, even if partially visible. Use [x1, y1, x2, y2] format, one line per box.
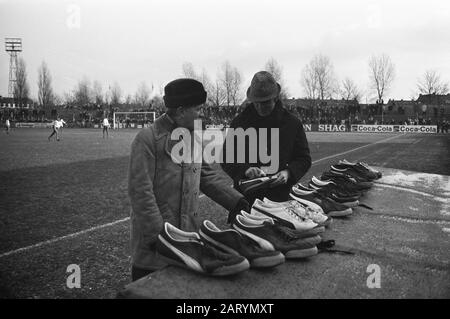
[5, 38, 22, 97]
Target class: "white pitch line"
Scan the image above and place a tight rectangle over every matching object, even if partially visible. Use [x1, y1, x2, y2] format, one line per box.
[0, 217, 129, 259]
[376, 214, 450, 226]
[373, 183, 448, 200]
[0, 133, 403, 259]
[311, 133, 403, 165]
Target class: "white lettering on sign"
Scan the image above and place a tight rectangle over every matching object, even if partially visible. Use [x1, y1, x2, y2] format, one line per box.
[399, 125, 437, 133]
[356, 125, 394, 133]
[318, 124, 346, 132]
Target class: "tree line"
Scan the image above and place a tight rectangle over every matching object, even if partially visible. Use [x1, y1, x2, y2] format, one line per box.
[11, 54, 450, 112]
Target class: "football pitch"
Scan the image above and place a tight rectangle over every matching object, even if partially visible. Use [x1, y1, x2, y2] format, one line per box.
[0, 128, 449, 298]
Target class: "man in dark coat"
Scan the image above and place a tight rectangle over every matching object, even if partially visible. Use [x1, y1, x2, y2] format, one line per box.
[221, 71, 311, 206]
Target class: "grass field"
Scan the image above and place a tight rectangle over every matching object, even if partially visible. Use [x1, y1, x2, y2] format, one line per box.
[0, 127, 449, 298]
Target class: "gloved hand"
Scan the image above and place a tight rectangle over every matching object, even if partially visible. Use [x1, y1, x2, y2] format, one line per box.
[227, 197, 250, 224]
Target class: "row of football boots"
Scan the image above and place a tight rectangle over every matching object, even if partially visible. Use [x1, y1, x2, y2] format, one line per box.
[156, 222, 252, 276]
[223, 198, 336, 261]
[290, 159, 381, 217]
[322, 159, 381, 195]
[155, 196, 333, 276]
[324, 159, 382, 189]
[154, 160, 381, 276]
[250, 198, 331, 229]
[332, 159, 382, 181]
[228, 188, 364, 262]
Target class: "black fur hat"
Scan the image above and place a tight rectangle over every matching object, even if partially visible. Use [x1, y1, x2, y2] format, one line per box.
[163, 78, 207, 108]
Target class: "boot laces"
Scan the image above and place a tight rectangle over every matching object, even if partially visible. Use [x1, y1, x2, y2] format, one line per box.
[284, 206, 307, 222]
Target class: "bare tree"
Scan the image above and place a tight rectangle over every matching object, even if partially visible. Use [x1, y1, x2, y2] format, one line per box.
[300, 64, 318, 99]
[14, 57, 30, 107]
[219, 61, 244, 106]
[340, 77, 361, 101]
[264, 57, 289, 99]
[417, 69, 449, 95]
[265, 58, 283, 84]
[74, 77, 92, 108]
[37, 61, 54, 110]
[230, 67, 243, 106]
[312, 55, 337, 100]
[181, 61, 240, 106]
[151, 94, 165, 114]
[92, 81, 103, 105]
[212, 78, 226, 107]
[368, 54, 395, 102]
[199, 69, 216, 106]
[300, 55, 337, 100]
[53, 94, 63, 107]
[181, 63, 217, 106]
[135, 81, 151, 108]
[125, 94, 133, 105]
[182, 62, 198, 78]
[62, 91, 75, 108]
[110, 82, 122, 106]
[221, 61, 233, 106]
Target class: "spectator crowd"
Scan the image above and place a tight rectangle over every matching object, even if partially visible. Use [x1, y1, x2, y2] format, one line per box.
[1, 101, 449, 133]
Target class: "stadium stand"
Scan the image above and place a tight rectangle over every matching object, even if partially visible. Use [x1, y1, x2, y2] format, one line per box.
[1, 94, 449, 129]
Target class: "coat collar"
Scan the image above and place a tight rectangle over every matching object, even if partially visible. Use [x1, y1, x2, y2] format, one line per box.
[153, 113, 177, 139]
[242, 100, 286, 128]
[154, 113, 189, 166]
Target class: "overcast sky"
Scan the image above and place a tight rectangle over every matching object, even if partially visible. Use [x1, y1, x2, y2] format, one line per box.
[1, 0, 450, 103]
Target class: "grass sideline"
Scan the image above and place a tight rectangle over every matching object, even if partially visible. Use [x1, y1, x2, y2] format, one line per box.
[0, 128, 448, 298]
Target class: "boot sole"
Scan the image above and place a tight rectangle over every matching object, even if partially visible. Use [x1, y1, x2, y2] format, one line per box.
[251, 253, 286, 268]
[285, 246, 318, 259]
[327, 208, 353, 217]
[291, 226, 326, 237]
[158, 251, 250, 276]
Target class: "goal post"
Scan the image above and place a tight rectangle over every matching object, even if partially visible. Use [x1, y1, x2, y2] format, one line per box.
[113, 112, 156, 129]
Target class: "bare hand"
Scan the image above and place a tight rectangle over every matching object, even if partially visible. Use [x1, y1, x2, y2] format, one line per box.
[245, 167, 266, 179]
[270, 170, 290, 187]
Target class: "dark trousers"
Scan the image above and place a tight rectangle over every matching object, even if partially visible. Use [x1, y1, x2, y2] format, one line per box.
[103, 126, 109, 137]
[131, 266, 154, 282]
[48, 128, 59, 140]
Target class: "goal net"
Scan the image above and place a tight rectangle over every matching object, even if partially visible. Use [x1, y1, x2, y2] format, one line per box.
[113, 112, 156, 129]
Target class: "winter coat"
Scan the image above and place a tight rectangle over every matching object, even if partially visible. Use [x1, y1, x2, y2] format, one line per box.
[128, 113, 244, 270]
[221, 101, 311, 203]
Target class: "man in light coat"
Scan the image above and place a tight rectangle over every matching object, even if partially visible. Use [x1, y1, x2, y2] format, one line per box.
[128, 78, 249, 281]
